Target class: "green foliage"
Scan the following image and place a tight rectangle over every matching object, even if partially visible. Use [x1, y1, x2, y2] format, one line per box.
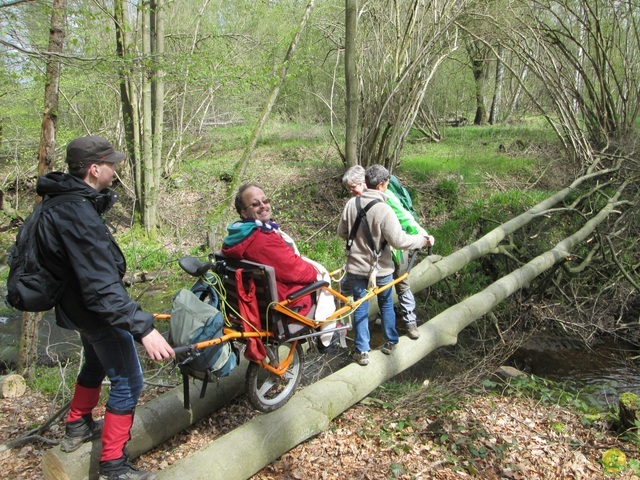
[117, 230, 172, 273]
[27, 364, 77, 398]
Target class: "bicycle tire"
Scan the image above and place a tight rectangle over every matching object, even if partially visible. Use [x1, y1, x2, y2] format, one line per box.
[246, 342, 303, 412]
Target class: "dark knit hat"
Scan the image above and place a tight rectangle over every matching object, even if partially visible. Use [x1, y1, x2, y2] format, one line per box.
[66, 136, 125, 164]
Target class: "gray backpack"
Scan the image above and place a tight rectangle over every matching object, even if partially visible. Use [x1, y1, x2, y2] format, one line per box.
[169, 275, 237, 409]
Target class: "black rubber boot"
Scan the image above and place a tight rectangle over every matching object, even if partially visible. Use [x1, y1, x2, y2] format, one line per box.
[60, 414, 103, 453]
[98, 455, 158, 480]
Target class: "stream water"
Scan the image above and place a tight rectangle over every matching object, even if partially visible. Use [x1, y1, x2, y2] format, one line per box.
[508, 338, 640, 402]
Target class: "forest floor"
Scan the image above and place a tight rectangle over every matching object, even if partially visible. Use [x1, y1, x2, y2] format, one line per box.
[1, 369, 640, 479]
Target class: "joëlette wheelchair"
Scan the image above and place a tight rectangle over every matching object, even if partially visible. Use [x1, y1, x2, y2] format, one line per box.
[155, 250, 418, 412]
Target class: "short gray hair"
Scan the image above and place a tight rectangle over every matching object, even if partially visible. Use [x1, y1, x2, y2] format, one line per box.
[342, 165, 365, 185]
[365, 164, 389, 188]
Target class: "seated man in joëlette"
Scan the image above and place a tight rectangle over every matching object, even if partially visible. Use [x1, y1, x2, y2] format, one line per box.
[221, 183, 318, 316]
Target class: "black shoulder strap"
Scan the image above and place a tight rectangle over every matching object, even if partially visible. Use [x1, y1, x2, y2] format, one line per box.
[35, 194, 87, 260]
[41, 194, 85, 210]
[346, 197, 386, 256]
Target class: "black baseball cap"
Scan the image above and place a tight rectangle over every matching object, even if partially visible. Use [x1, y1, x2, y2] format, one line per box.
[66, 136, 125, 164]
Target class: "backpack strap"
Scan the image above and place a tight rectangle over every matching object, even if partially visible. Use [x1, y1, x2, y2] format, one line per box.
[359, 197, 387, 258]
[346, 197, 388, 275]
[347, 197, 386, 255]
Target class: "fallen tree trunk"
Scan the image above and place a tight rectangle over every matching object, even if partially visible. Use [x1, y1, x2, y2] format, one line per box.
[156, 181, 625, 480]
[42, 363, 248, 480]
[157, 329, 456, 480]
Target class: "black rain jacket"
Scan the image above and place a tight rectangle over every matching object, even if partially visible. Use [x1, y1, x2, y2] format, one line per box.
[35, 172, 154, 341]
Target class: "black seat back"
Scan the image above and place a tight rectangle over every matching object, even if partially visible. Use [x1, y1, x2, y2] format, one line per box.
[213, 251, 280, 330]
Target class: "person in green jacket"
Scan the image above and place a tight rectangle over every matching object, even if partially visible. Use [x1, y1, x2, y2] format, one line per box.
[342, 165, 434, 339]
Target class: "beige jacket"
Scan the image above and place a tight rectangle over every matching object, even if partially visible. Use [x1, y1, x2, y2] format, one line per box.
[337, 189, 425, 277]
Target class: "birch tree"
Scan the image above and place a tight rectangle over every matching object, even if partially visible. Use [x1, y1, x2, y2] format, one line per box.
[114, 0, 165, 235]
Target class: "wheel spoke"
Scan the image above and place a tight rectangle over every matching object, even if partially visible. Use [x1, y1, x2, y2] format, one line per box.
[257, 377, 278, 397]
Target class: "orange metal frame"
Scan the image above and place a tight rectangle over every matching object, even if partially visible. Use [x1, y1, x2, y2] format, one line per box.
[155, 269, 411, 377]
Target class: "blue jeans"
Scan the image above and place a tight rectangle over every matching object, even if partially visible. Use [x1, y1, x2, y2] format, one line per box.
[78, 326, 143, 413]
[393, 251, 417, 325]
[347, 273, 398, 353]
[394, 277, 417, 325]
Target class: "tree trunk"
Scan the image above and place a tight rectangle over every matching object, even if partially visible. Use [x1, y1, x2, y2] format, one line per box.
[503, 65, 527, 123]
[37, 0, 65, 177]
[488, 44, 504, 125]
[141, 1, 156, 235]
[115, 0, 142, 207]
[619, 393, 640, 431]
[19, 0, 66, 377]
[151, 0, 165, 231]
[472, 57, 487, 126]
[344, 0, 358, 167]
[0, 374, 26, 398]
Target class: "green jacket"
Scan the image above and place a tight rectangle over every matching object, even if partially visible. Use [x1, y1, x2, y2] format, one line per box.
[385, 189, 428, 264]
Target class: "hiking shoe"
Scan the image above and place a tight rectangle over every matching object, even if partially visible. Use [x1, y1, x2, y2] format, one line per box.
[99, 456, 157, 480]
[381, 342, 397, 355]
[352, 350, 369, 366]
[406, 323, 421, 340]
[60, 415, 103, 453]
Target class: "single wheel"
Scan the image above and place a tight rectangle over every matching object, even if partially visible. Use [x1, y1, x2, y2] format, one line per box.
[246, 342, 304, 412]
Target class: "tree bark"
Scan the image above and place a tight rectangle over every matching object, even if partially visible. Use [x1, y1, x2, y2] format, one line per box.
[344, 0, 358, 167]
[141, 0, 155, 235]
[152, 0, 164, 212]
[19, 0, 67, 377]
[116, 0, 142, 208]
[488, 44, 504, 125]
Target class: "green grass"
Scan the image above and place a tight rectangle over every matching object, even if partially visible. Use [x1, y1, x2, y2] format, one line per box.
[298, 234, 345, 273]
[403, 122, 557, 184]
[117, 228, 173, 273]
[28, 364, 79, 398]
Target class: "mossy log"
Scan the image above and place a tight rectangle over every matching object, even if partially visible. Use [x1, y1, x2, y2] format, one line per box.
[619, 392, 640, 431]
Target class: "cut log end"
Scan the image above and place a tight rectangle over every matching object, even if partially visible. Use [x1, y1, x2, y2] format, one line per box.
[0, 374, 27, 398]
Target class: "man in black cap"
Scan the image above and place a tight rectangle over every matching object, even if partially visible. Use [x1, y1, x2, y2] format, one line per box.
[35, 136, 174, 480]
